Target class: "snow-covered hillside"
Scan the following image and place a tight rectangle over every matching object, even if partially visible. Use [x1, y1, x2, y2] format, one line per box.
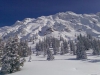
[1, 11, 100, 40]
[7, 51, 100, 75]
[1, 11, 100, 75]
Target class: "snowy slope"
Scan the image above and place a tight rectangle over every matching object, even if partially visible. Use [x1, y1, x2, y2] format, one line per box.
[1, 11, 100, 75]
[7, 51, 100, 75]
[1, 11, 100, 40]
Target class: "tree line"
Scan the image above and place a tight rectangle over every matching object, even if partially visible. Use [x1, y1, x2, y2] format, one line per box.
[35, 34, 100, 60]
[0, 33, 100, 74]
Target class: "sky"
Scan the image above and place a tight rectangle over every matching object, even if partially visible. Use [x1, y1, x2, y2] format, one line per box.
[0, 0, 100, 27]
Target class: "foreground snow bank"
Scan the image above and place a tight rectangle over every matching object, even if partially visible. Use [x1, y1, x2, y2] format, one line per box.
[8, 53, 100, 75]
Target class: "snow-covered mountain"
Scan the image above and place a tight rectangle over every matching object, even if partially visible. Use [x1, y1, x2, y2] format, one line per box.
[1, 11, 100, 40]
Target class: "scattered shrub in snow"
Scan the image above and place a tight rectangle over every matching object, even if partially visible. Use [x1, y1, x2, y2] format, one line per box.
[47, 50, 54, 61]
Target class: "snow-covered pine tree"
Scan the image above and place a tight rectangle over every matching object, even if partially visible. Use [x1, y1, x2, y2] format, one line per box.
[18, 40, 24, 57]
[47, 49, 54, 61]
[35, 40, 42, 56]
[92, 39, 100, 55]
[36, 43, 39, 56]
[43, 39, 47, 57]
[77, 34, 92, 50]
[1, 36, 24, 73]
[19, 40, 30, 57]
[63, 40, 69, 54]
[47, 46, 54, 60]
[43, 39, 49, 57]
[76, 41, 87, 60]
[60, 44, 65, 55]
[70, 41, 76, 55]
[24, 40, 30, 56]
[35, 37, 50, 56]
[52, 37, 60, 55]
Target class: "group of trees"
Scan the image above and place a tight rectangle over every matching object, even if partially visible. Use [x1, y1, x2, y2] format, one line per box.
[35, 36, 69, 60]
[0, 35, 31, 74]
[76, 34, 100, 59]
[0, 33, 100, 73]
[60, 40, 69, 55]
[19, 40, 31, 57]
[92, 39, 100, 55]
[35, 34, 100, 60]
[36, 37, 60, 56]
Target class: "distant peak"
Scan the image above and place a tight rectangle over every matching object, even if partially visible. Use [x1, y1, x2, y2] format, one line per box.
[66, 11, 75, 13]
[23, 18, 34, 21]
[14, 20, 21, 25]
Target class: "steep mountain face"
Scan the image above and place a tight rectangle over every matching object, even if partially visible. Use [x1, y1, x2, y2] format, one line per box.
[1, 11, 100, 40]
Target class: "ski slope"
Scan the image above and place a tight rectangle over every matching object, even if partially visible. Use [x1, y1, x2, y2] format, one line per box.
[8, 51, 100, 75]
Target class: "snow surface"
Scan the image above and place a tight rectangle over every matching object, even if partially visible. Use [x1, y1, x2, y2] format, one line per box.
[7, 50, 100, 75]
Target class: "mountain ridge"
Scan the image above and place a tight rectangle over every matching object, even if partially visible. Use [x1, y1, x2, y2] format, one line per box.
[0, 11, 100, 40]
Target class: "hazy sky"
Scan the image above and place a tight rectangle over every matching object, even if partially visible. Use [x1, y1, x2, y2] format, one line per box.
[0, 0, 100, 27]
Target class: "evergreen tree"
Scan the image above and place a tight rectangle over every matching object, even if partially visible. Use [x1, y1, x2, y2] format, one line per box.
[52, 38, 60, 55]
[47, 50, 54, 61]
[70, 41, 76, 55]
[35, 41, 42, 56]
[77, 34, 92, 50]
[19, 40, 30, 57]
[1, 37, 24, 73]
[76, 41, 87, 59]
[63, 40, 69, 54]
[60, 44, 65, 55]
[43, 39, 49, 57]
[92, 39, 100, 55]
